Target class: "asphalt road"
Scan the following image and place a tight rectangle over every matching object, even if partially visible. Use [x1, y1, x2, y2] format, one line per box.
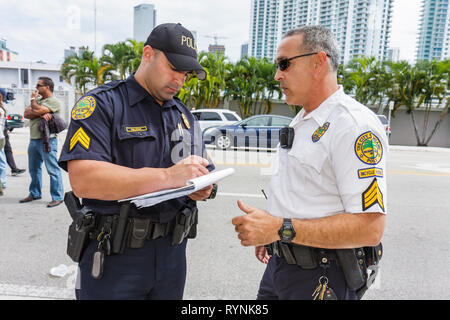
[0, 128, 449, 300]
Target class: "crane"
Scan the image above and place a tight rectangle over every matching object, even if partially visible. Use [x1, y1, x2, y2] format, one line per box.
[204, 34, 228, 45]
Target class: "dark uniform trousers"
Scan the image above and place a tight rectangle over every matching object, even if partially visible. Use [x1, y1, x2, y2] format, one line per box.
[257, 255, 358, 300]
[76, 235, 188, 300]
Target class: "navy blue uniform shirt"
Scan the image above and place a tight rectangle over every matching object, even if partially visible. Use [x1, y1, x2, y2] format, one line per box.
[58, 74, 214, 222]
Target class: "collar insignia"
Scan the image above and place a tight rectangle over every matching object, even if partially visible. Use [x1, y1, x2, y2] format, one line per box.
[181, 113, 190, 130]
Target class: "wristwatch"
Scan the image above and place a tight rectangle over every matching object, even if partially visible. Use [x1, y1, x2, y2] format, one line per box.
[278, 218, 296, 243]
[207, 183, 218, 200]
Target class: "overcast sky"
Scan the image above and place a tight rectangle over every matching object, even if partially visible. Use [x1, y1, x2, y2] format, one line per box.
[0, 0, 421, 64]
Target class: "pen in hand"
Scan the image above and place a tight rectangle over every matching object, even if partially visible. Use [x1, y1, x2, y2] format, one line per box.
[261, 189, 267, 200]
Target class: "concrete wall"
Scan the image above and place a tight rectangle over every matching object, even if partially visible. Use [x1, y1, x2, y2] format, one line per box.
[221, 98, 450, 148]
[387, 108, 450, 148]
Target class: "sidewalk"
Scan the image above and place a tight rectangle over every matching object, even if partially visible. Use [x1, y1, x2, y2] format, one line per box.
[389, 145, 450, 153]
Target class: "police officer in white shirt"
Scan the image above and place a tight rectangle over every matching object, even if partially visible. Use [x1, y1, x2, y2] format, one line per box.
[232, 25, 387, 300]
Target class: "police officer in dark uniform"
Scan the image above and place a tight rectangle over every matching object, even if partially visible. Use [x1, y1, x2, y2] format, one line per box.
[58, 23, 217, 300]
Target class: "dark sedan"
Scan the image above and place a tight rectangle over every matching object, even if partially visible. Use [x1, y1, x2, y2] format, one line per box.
[203, 114, 293, 150]
[6, 114, 24, 131]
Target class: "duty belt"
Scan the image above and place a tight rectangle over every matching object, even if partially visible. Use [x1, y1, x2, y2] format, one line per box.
[265, 241, 337, 269]
[93, 215, 176, 240]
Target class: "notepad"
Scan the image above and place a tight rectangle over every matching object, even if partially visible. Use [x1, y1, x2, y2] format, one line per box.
[119, 168, 235, 208]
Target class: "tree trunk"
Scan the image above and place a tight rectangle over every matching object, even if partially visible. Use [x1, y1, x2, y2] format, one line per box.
[410, 110, 425, 146]
[425, 98, 450, 145]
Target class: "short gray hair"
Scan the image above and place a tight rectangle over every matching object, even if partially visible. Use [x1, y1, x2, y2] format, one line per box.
[284, 25, 340, 72]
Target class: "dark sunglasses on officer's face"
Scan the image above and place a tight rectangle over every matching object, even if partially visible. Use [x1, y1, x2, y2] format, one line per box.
[275, 52, 331, 71]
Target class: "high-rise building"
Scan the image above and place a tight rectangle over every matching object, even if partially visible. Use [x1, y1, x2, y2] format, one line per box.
[241, 43, 249, 58]
[133, 4, 157, 42]
[208, 44, 226, 55]
[64, 46, 77, 60]
[386, 47, 400, 61]
[249, 0, 393, 64]
[0, 39, 18, 62]
[249, 0, 281, 61]
[416, 0, 450, 61]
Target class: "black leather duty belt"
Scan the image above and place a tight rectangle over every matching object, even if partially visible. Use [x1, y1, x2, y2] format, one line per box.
[92, 215, 176, 245]
[265, 241, 337, 269]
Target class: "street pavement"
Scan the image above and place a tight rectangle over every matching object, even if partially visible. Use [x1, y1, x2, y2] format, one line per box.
[0, 127, 449, 300]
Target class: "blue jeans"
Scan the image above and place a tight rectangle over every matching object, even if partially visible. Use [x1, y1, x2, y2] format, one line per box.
[0, 141, 6, 189]
[28, 138, 64, 201]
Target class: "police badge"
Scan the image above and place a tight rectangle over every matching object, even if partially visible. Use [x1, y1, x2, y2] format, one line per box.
[312, 122, 330, 142]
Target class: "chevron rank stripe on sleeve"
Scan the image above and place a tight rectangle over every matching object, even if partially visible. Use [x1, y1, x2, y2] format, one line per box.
[69, 127, 91, 152]
[362, 178, 384, 212]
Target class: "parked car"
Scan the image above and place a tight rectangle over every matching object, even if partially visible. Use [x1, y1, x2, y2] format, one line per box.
[377, 115, 391, 138]
[191, 109, 242, 131]
[203, 114, 293, 150]
[6, 113, 24, 131]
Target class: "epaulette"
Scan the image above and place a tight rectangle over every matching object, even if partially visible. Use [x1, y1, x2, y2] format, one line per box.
[173, 96, 190, 112]
[85, 79, 125, 96]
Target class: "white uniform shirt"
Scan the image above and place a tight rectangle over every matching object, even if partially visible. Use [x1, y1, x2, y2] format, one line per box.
[267, 86, 388, 219]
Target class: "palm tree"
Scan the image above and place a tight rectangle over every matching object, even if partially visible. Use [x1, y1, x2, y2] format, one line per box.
[225, 56, 281, 118]
[60, 47, 116, 94]
[387, 59, 450, 146]
[342, 56, 385, 106]
[102, 42, 133, 80]
[125, 39, 145, 74]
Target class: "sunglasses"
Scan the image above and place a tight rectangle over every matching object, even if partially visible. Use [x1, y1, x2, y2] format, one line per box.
[275, 52, 331, 71]
[36, 84, 47, 88]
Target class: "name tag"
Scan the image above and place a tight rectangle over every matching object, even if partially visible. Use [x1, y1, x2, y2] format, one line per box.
[125, 126, 148, 133]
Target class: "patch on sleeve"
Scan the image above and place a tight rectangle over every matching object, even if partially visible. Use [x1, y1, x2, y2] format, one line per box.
[69, 127, 91, 152]
[312, 122, 330, 142]
[358, 167, 384, 179]
[72, 96, 96, 120]
[354, 131, 383, 165]
[362, 178, 384, 212]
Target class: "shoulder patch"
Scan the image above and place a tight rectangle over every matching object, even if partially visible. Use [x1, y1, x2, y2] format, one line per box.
[312, 122, 330, 142]
[72, 96, 96, 120]
[69, 127, 91, 152]
[354, 131, 383, 165]
[362, 178, 384, 212]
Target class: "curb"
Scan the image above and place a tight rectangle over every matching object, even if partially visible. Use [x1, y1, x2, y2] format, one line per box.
[389, 145, 450, 153]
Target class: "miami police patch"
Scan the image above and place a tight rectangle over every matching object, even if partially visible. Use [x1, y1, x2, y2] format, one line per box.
[312, 122, 330, 142]
[354, 131, 383, 165]
[72, 96, 96, 120]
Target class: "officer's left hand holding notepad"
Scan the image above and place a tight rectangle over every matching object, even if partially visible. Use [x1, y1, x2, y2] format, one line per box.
[119, 168, 235, 208]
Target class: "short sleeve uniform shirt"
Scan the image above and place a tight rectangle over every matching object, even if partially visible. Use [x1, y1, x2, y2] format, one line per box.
[58, 74, 214, 222]
[268, 86, 388, 219]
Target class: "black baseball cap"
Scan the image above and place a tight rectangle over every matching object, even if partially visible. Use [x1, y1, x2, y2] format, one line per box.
[145, 23, 206, 80]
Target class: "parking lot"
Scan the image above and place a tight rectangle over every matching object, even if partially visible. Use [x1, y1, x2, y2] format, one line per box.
[0, 128, 450, 299]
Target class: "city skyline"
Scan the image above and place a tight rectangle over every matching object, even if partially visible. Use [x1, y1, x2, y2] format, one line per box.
[0, 0, 422, 64]
[249, 0, 393, 64]
[416, 0, 450, 61]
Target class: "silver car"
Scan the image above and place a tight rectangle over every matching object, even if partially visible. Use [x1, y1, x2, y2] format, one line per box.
[191, 109, 242, 132]
[377, 115, 391, 138]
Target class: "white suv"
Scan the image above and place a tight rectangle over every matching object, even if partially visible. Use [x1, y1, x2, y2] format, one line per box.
[191, 109, 242, 131]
